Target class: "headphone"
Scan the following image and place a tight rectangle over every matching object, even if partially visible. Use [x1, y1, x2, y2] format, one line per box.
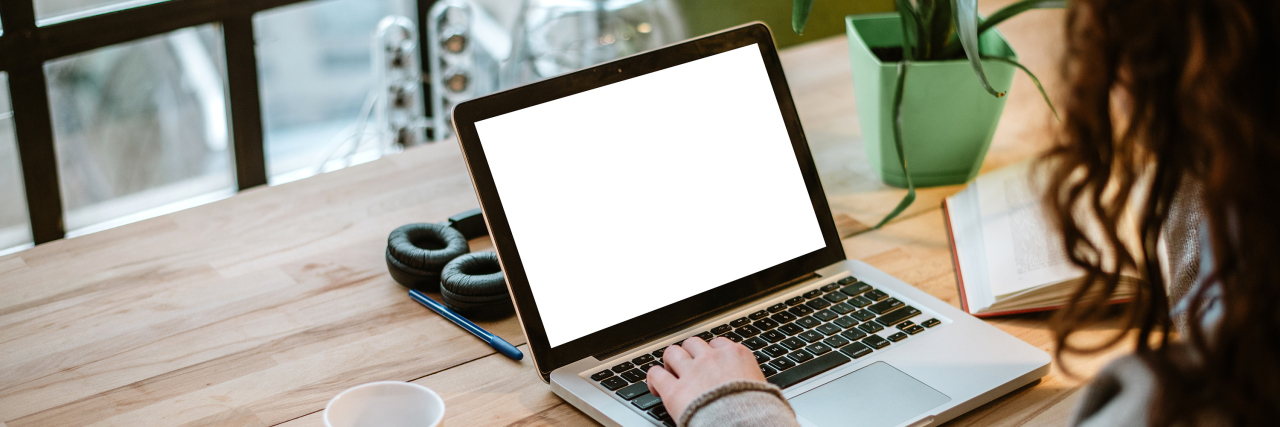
[385, 208, 511, 315]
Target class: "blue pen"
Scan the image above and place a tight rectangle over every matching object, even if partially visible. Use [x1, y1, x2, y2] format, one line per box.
[408, 289, 524, 361]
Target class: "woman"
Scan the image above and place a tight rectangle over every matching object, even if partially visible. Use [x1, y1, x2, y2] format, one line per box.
[645, 0, 1280, 425]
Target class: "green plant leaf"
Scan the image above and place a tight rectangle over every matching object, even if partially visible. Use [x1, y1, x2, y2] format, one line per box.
[977, 0, 1065, 35]
[792, 0, 815, 35]
[983, 55, 1060, 121]
[951, 0, 1004, 97]
[875, 61, 917, 229]
[895, 0, 924, 59]
[922, 0, 954, 59]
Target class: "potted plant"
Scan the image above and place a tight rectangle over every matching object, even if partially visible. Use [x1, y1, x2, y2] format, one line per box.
[793, 0, 1062, 227]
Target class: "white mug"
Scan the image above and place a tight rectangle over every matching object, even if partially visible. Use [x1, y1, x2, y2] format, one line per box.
[324, 381, 446, 427]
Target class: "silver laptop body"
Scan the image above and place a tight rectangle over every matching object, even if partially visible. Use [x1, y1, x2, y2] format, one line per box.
[452, 23, 1050, 427]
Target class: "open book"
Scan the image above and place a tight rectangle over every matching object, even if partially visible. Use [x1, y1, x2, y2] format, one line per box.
[942, 161, 1139, 317]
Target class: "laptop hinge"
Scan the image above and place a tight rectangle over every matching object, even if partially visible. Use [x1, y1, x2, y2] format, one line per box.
[593, 271, 823, 361]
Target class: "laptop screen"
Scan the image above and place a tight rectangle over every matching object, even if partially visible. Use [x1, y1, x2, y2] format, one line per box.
[474, 44, 825, 348]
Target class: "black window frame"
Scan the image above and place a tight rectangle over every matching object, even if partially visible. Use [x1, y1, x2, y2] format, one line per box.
[0, 0, 437, 244]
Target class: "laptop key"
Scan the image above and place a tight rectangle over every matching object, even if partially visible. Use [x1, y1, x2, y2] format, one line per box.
[841, 342, 874, 359]
[837, 276, 858, 285]
[848, 295, 874, 308]
[749, 310, 770, 320]
[785, 296, 806, 306]
[864, 289, 889, 301]
[612, 362, 635, 373]
[710, 324, 732, 335]
[803, 290, 823, 299]
[796, 316, 821, 329]
[639, 361, 662, 372]
[904, 325, 926, 335]
[649, 406, 669, 420]
[868, 298, 905, 315]
[767, 352, 851, 389]
[805, 299, 831, 310]
[768, 303, 788, 313]
[601, 376, 629, 391]
[719, 331, 744, 342]
[694, 331, 715, 341]
[851, 310, 877, 322]
[632, 354, 655, 366]
[830, 302, 856, 314]
[761, 364, 778, 377]
[788, 350, 814, 363]
[743, 337, 768, 350]
[876, 306, 921, 327]
[858, 322, 884, 334]
[840, 329, 867, 341]
[823, 292, 848, 303]
[922, 318, 942, 328]
[734, 325, 761, 337]
[651, 348, 668, 360]
[632, 393, 663, 410]
[754, 351, 771, 363]
[863, 335, 891, 349]
[839, 282, 872, 296]
[770, 311, 797, 323]
[788, 305, 814, 316]
[780, 323, 805, 336]
[816, 323, 842, 336]
[813, 309, 838, 322]
[730, 317, 752, 328]
[621, 369, 645, 383]
[821, 283, 842, 292]
[799, 330, 826, 343]
[833, 316, 859, 329]
[896, 321, 916, 330]
[823, 335, 851, 348]
[781, 337, 807, 350]
[771, 358, 797, 371]
[753, 318, 780, 330]
[806, 343, 832, 355]
[591, 370, 613, 381]
[887, 332, 909, 342]
[616, 382, 649, 400]
[761, 330, 787, 343]
[763, 345, 789, 358]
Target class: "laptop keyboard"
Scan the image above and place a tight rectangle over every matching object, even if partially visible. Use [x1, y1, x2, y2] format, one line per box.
[585, 275, 943, 426]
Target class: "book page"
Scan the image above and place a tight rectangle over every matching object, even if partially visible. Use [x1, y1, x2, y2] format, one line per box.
[977, 162, 1083, 298]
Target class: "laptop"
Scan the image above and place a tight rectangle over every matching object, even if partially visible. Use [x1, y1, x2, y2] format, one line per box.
[451, 23, 1050, 427]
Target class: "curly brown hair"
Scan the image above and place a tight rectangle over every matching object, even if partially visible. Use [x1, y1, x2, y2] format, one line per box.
[1041, 0, 1280, 424]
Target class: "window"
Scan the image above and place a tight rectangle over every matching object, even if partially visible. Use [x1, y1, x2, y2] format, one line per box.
[0, 72, 34, 253]
[256, 0, 416, 184]
[0, 0, 441, 246]
[46, 25, 235, 235]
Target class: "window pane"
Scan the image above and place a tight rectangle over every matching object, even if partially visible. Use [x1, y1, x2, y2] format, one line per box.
[256, 0, 416, 185]
[0, 73, 34, 252]
[35, 0, 169, 25]
[46, 25, 234, 236]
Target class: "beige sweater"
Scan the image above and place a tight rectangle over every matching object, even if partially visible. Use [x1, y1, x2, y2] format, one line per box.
[680, 184, 1211, 427]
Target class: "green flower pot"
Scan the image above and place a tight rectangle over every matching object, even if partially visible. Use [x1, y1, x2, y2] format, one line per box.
[846, 13, 1017, 188]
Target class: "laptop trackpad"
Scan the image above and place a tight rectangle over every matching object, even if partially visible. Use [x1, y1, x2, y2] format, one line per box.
[791, 362, 950, 427]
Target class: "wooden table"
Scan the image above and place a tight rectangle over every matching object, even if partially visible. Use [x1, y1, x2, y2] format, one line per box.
[0, 3, 1136, 425]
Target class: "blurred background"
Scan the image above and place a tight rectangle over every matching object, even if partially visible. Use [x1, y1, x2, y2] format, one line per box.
[0, 0, 892, 253]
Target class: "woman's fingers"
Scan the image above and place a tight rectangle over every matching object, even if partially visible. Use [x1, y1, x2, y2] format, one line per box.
[662, 344, 693, 377]
[682, 336, 712, 358]
[707, 336, 737, 349]
[646, 365, 675, 398]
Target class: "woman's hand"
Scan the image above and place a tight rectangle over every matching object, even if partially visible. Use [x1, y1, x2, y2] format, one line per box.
[645, 336, 765, 420]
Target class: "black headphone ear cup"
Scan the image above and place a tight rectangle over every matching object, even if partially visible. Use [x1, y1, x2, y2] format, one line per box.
[439, 251, 511, 316]
[386, 223, 470, 291]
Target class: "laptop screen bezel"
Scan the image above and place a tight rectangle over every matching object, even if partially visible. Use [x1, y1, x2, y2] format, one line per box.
[451, 23, 845, 381]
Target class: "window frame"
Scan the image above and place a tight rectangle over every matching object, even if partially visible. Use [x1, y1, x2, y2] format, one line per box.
[0, 0, 437, 244]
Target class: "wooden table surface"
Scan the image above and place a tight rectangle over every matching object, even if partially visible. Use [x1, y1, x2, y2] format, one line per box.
[0, 3, 1137, 426]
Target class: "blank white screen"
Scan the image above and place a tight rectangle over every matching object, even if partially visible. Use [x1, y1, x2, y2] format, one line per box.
[475, 44, 825, 347]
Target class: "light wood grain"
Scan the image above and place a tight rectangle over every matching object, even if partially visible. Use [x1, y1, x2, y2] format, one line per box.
[0, 2, 1123, 425]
